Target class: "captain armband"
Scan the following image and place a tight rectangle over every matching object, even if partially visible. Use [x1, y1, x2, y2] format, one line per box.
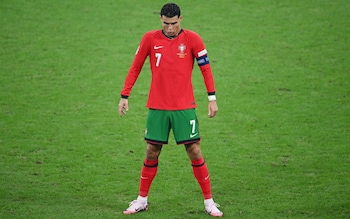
[196, 54, 210, 66]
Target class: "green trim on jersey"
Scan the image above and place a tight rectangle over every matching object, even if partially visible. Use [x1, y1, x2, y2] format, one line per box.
[144, 109, 200, 145]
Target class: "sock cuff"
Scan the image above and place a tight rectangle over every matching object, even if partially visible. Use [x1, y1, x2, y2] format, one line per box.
[144, 159, 158, 168]
[191, 157, 205, 167]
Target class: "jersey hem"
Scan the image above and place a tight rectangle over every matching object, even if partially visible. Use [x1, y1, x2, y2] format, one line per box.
[148, 107, 196, 111]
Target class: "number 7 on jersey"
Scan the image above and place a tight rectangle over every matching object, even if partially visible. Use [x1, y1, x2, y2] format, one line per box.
[155, 53, 162, 67]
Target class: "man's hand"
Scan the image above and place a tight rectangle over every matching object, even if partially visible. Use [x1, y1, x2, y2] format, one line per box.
[118, 98, 129, 117]
[208, 101, 218, 118]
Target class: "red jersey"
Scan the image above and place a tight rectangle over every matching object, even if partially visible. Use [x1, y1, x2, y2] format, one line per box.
[121, 29, 216, 110]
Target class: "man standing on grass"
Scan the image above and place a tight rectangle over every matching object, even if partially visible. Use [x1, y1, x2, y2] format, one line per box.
[118, 3, 223, 217]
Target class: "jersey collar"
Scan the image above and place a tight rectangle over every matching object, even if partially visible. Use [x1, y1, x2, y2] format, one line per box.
[162, 29, 183, 39]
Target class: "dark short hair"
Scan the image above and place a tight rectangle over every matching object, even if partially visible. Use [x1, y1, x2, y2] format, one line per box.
[160, 3, 181, 18]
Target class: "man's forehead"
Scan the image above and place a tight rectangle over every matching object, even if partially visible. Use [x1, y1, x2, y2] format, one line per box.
[161, 15, 180, 22]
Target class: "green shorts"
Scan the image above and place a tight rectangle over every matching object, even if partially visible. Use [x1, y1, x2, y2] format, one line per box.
[144, 109, 200, 145]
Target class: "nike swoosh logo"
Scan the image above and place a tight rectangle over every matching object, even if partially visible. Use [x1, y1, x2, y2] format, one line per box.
[140, 176, 149, 180]
[204, 175, 210, 180]
[154, 46, 163, 49]
[190, 133, 198, 138]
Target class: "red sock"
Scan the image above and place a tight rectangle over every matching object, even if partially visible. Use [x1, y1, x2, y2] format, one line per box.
[139, 159, 158, 197]
[191, 157, 212, 199]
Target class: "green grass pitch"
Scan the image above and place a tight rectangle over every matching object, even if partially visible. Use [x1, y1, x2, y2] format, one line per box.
[1, 0, 349, 218]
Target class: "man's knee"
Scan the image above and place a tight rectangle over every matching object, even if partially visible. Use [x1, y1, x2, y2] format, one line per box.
[185, 142, 202, 160]
[146, 143, 162, 160]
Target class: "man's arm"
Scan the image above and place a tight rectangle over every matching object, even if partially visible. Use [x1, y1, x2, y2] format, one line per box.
[120, 44, 149, 97]
[196, 51, 218, 118]
[119, 33, 150, 117]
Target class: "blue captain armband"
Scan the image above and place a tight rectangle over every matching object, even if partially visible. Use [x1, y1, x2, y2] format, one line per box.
[196, 54, 210, 66]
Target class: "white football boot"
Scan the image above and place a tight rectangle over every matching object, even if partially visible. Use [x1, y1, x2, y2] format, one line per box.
[123, 200, 148, 214]
[205, 201, 223, 217]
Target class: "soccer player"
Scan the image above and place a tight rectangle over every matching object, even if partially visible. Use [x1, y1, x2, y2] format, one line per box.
[118, 3, 223, 217]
